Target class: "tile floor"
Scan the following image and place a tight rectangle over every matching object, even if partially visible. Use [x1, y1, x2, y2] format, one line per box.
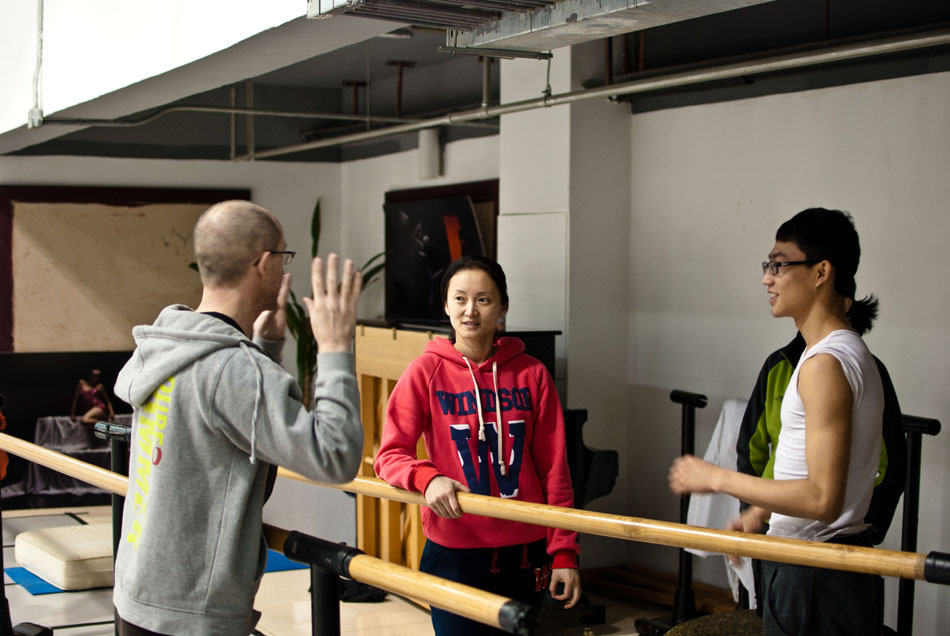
[2, 506, 665, 635]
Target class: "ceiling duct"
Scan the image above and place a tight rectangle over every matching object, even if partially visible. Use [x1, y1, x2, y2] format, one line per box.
[308, 0, 555, 31]
[449, 0, 779, 52]
[311, 0, 778, 53]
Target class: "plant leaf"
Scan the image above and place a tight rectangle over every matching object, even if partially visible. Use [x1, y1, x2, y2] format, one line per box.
[311, 198, 321, 258]
[361, 262, 385, 288]
[359, 251, 384, 271]
[285, 290, 307, 341]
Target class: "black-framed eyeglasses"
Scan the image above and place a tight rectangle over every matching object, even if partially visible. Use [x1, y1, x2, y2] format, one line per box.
[761, 259, 820, 276]
[254, 250, 296, 266]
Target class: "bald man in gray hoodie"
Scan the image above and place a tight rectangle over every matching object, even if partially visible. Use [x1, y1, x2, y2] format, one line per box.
[112, 200, 363, 635]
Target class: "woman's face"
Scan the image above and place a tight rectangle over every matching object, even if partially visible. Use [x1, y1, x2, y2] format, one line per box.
[444, 268, 507, 344]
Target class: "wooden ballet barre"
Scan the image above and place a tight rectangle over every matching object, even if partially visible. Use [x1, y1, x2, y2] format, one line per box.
[0, 431, 129, 495]
[1, 432, 947, 586]
[263, 524, 534, 634]
[275, 469, 950, 586]
[0, 433, 536, 635]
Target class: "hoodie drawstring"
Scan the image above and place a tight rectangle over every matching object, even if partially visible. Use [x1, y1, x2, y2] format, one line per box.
[491, 361, 506, 476]
[462, 356, 507, 476]
[239, 342, 264, 464]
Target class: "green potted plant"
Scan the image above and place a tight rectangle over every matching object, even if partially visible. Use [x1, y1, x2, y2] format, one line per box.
[285, 198, 384, 408]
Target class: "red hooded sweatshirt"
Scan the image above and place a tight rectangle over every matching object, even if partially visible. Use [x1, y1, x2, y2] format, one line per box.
[375, 336, 579, 569]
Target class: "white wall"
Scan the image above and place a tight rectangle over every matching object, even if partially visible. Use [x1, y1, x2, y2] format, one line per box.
[564, 41, 634, 570]
[0, 154, 354, 542]
[623, 70, 950, 635]
[497, 52, 573, 389]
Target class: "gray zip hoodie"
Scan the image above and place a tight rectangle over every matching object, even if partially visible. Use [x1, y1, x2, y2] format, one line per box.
[112, 305, 362, 635]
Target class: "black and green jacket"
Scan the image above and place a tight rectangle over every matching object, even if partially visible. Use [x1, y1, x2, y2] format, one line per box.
[735, 332, 907, 545]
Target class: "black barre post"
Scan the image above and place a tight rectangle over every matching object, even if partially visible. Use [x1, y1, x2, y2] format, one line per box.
[0, 394, 52, 636]
[897, 415, 941, 636]
[636, 390, 708, 635]
[94, 420, 131, 636]
[94, 422, 131, 565]
[282, 531, 363, 636]
[669, 390, 707, 625]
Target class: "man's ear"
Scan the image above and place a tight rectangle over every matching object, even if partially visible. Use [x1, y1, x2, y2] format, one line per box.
[253, 251, 271, 277]
[814, 260, 832, 287]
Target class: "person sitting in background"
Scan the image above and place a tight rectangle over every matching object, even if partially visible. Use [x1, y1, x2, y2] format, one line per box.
[70, 369, 114, 426]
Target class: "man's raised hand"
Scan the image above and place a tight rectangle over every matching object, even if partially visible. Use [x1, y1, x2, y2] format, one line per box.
[302, 253, 362, 353]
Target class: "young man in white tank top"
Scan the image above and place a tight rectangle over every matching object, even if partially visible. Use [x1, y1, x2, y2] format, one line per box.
[668, 208, 884, 635]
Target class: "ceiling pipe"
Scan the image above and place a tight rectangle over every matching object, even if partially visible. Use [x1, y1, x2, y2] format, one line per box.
[386, 60, 416, 117]
[41, 104, 430, 128]
[245, 80, 255, 161]
[481, 57, 492, 108]
[28, 0, 44, 128]
[237, 26, 950, 161]
[342, 80, 367, 115]
[229, 86, 237, 161]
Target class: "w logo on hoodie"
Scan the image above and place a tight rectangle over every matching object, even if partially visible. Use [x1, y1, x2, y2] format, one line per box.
[449, 421, 525, 498]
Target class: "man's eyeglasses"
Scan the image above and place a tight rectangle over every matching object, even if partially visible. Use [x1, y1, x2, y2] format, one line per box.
[761, 259, 820, 276]
[254, 250, 296, 266]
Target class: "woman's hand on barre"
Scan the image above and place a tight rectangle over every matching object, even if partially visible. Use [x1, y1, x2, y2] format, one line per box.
[424, 475, 470, 519]
[668, 453, 722, 496]
[550, 567, 582, 609]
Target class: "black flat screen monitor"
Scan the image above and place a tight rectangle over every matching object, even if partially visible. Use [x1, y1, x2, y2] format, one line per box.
[384, 196, 485, 328]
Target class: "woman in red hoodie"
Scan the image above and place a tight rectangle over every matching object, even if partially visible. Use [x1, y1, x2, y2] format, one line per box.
[375, 255, 580, 635]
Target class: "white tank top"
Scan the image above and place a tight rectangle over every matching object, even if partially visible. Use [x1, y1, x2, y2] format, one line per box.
[768, 330, 884, 542]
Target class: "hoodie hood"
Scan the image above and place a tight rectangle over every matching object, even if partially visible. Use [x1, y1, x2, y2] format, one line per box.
[115, 305, 270, 464]
[423, 336, 525, 369]
[116, 305, 254, 408]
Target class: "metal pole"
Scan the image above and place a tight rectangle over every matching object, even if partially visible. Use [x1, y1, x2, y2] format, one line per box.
[0, 468, 14, 636]
[481, 57, 492, 108]
[897, 431, 921, 636]
[310, 565, 340, 636]
[111, 437, 126, 636]
[94, 420, 131, 636]
[669, 390, 707, 624]
[674, 402, 696, 624]
[897, 415, 942, 636]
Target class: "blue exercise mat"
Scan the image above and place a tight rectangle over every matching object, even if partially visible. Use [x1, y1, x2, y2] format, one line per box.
[4, 549, 302, 596]
[4, 567, 63, 595]
[264, 548, 307, 573]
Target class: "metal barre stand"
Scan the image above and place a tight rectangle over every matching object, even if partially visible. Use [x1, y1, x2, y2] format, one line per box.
[0, 392, 52, 636]
[896, 415, 942, 636]
[94, 421, 536, 636]
[93, 421, 130, 636]
[95, 421, 356, 636]
[635, 389, 708, 635]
